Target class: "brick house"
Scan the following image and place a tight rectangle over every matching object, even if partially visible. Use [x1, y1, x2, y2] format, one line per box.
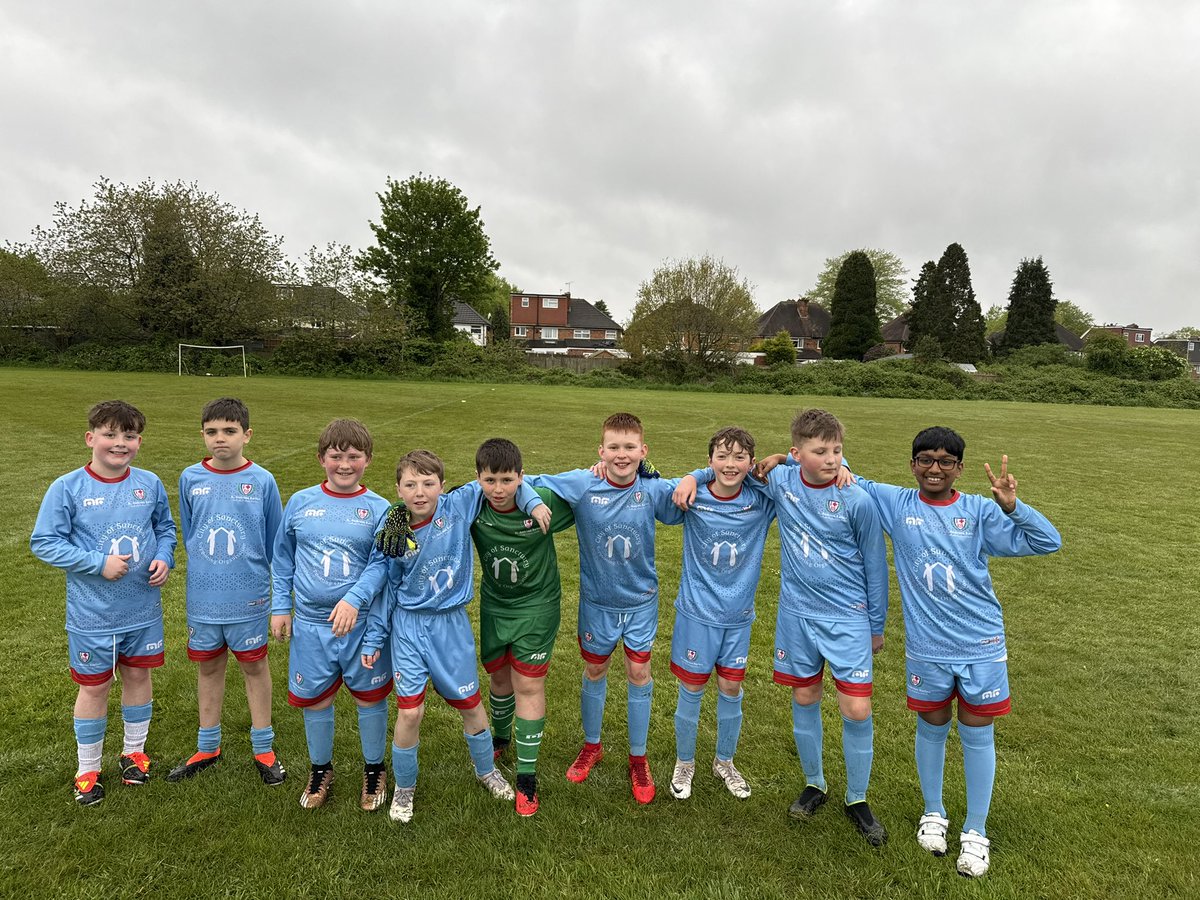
[510, 292, 622, 353]
[1081, 322, 1153, 347]
[755, 297, 830, 360]
[1154, 337, 1200, 376]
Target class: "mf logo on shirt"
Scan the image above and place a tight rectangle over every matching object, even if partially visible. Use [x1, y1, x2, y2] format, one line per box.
[191, 486, 210, 496]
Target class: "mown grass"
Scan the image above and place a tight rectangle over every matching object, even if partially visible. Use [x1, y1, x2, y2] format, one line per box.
[2, 368, 1197, 899]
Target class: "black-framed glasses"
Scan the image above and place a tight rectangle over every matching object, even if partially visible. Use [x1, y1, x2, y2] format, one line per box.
[913, 455, 960, 470]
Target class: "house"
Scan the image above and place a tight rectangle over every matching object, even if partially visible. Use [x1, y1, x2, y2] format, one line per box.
[452, 301, 491, 346]
[756, 298, 830, 357]
[987, 322, 1085, 354]
[510, 292, 622, 354]
[880, 312, 912, 355]
[1081, 322, 1152, 348]
[1154, 338, 1200, 376]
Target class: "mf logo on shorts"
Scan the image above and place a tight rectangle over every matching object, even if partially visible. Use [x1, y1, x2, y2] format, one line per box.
[981, 689, 1001, 700]
[852, 669, 869, 678]
[457, 681, 476, 696]
[145, 640, 164, 652]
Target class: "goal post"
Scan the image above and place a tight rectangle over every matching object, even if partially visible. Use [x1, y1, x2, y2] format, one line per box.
[178, 344, 249, 377]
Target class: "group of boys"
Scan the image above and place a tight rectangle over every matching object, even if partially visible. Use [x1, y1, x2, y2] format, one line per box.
[32, 399, 1059, 879]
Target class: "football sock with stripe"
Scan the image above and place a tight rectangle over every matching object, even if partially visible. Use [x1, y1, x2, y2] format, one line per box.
[465, 729, 495, 777]
[841, 714, 874, 804]
[959, 722, 995, 836]
[915, 717, 951, 816]
[716, 689, 744, 761]
[249, 725, 274, 757]
[121, 702, 152, 756]
[74, 715, 106, 776]
[792, 700, 827, 792]
[514, 716, 545, 775]
[627, 679, 653, 757]
[489, 690, 516, 744]
[303, 705, 335, 766]
[357, 701, 388, 765]
[392, 742, 418, 789]
[581, 674, 607, 745]
[674, 684, 703, 763]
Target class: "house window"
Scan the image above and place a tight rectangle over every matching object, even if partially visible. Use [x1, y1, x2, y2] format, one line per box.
[605, 330, 617, 340]
[574, 329, 590, 340]
[541, 327, 558, 340]
[521, 298, 529, 308]
[1135, 333, 1145, 343]
[1189, 341, 1195, 351]
[543, 297, 559, 309]
[792, 338, 802, 350]
[513, 326, 528, 337]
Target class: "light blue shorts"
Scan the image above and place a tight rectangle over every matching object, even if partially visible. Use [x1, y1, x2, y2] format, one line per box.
[69, 622, 165, 685]
[669, 614, 751, 686]
[187, 615, 269, 662]
[772, 610, 873, 696]
[391, 606, 482, 710]
[906, 656, 1011, 716]
[577, 598, 657, 663]
[287, 615, 393, 707]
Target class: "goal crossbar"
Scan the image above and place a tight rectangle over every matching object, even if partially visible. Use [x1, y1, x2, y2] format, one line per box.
[178, 344, 248, 377]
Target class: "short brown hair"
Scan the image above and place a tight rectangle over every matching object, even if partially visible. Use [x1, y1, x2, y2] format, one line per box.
[396, 449, 444, 483]
[602, 412, 644, 440]
[88, 400, 145, 434]
[201, 397, 250, 429]
[791, 408, 844, 446]
[476, 438, 522, 474]
[318, 418, 373, 458]
[708, 425, 755, 459]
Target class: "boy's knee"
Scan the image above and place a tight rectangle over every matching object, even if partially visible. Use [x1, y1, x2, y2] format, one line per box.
[838, 694, 872, 721]
[793, 684, 822, 705]
[237, 656, 269, 677]
[626, 661, 651, 685]
[584, 660, 610, 681]
[197, 655, 227, 677]
[395, 703, 424, 727]
[715, 676, 741, 697]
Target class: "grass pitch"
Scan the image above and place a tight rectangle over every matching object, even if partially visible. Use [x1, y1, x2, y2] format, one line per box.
[2, 369, 1197, 899]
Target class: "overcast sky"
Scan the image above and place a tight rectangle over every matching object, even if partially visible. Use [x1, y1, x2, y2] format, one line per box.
[2, 1, 1197, 332]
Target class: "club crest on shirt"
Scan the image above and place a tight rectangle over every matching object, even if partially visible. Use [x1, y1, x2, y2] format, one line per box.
[827, 500, 840, 513]
[910, 674, 921, 686]
[241, 483, 254, 495]
[953, 517, 967, 530]
[78, 651, 90, 663]
[434, 517, 445, 529]
[133, 488, 146, 500]
[524, 518, 533, 529]
[686, 648, 697, 661]
[357, 508, 370, 519]
[634, 491, 644, 503]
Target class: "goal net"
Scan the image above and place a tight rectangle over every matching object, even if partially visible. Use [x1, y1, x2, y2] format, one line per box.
[178, 344, 249, 377]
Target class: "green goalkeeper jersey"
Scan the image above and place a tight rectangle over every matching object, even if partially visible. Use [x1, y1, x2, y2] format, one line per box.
[471, 486, 575, 616]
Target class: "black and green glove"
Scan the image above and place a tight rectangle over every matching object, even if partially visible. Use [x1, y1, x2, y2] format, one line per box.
[637, 459, 661, 479]
[375, 500, 419, 558]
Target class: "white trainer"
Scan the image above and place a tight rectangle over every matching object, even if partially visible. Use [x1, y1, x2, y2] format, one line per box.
[670, 760, 695, 800]
[711, 757, 751, 799]
[477, 767, 515, 801]
[388, 785, 415, 824]
[916, 812, 950, 856]
[957, 830, 991, 877]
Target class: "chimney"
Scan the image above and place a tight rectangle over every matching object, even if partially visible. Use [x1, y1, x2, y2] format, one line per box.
[796, 298, 809, 318]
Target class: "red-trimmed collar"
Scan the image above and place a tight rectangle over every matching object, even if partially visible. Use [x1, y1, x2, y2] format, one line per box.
[320, 481, 367, 498]
[411, 515, 434, 531]
[201, 457, 252, 474]
[486, 500, 519, 514]
[800, 473, 836, 489]
[606, 475, 637, 489]
[708, 483, 743, 502]
[919, 490, 960, 507]
[85, 463, 130, 484]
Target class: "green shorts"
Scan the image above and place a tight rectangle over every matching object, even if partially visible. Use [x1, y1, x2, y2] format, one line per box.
[479, 603, 560, 678]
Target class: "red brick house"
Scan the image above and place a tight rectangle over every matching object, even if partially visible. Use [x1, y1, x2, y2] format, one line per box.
[1081, 322, 1153, 347]
[510, 292, 622, 353]
[755, 298, 830, 359]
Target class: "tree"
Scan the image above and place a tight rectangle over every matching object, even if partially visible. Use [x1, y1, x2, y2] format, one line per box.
[623, 255, 760, 370]
[808, 248, 909, 322]
[29, 177, 286, 342]
[907, 261, 953, 350]
[1160, 325, 1200, 339]
[937, 243, 987, 363]
[358, 174, 499, 341]
[822, 251, 883, 360]
[1000, 257, 1056, 353]
[594, 299, 613, 318]
[984, 304, 1007, 335]
[756, 330, 797, 366]
[1083, 330, 1129, 375]
[1054, 299, 1094, 338]
[490, 303, 510, 343]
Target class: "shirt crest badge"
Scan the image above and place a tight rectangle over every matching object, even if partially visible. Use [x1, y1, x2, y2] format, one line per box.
[133, 488, 145, 500]
[435, 517, 445, 529]
[524, 519, 533, 529]
[241, 483, 254, 495]
[953, 517, 967, 530]
[827, 500, 840, 513]
[357, 508, 370, 519]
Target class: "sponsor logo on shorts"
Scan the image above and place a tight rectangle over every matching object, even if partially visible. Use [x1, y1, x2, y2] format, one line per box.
[827, 500, 840, 513]
[980, 635, 1002, 645]
[357, 508, 370, 519]
[982, 689, 1001, 700]
[241, 483, 254, 495]
[910, 674, 921, 686]
[457, 680, 476, 696]
[776, 648, 786, 660]
[686, 648, 697, 661]
[244, 635, 264, 646]
[191, 486, 210, 496]
[735, 656, 747, 665]
[529, 651, 548, 661]
[145, 640, 164, 652]
[852, 669, 869, 678]
[134, 488, 146, 500]
[370, 674, 388, 685]
[79, 651, 91, 663]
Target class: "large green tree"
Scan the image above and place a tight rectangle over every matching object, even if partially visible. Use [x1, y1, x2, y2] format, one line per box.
[1160, 325, 1200, 339]
[1054, 300, 1094, 339]
[358, 174, 499, 341]
[822, 251, 883, 360]
[937, 243, 987, 363]
[1000, 256, 1057, 353]
[907, 260, 952, 353]
[29, 177, 285, 341]
[623, 254, 759, 369]
[808, 248, 909, 322]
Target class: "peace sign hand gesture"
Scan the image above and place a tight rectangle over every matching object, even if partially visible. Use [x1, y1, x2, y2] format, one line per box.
[984, 455, 1018, 514]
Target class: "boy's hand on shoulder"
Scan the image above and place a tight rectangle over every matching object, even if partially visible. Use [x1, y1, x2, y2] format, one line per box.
[102, 553, 131, 581]
[590, 460, 607, 479]
[834, 465, 855, 490]
[871, 634, 884, 655]
[361, 649, 380, 670]
[984, 455, 1018, 514]
[328, 600, 359, 637]
[532, 504, 552, 534]
[672, 475, 698, 510]
[271, 614, 292, 642]
[754, 453, 787, 481]
[147, 559, 170, 587]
